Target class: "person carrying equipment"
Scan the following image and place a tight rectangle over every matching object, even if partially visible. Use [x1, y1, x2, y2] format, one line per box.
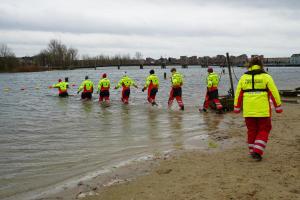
[201, 67, 223, 113]
[114, 72, 138, 104]
[142, 69, 159, 106]
[168, 68, 184, 110]
[234, 56, 283, 161]
[77, 76, 94, 100]
[52, 79, 68, 97]
[97, 73, 110, 104]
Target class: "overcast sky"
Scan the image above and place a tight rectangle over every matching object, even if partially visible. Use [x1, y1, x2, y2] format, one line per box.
[0, 0, 299, 58]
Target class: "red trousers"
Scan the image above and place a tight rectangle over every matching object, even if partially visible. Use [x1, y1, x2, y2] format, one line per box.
[99, 90, 110, 103]
[147, 86, 158, 103]
[121, 87, 130, 104]
[168, 87, 184, 108]
[203, 90, 222, 110]
[245, 117, 272, 155]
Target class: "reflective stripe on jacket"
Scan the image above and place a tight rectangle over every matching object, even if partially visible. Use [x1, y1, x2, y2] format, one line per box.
[98, 78, 110, 91]
[171, 72, 183, 87]
[234, 65, 282, 117]
[144, 74, 159, 88]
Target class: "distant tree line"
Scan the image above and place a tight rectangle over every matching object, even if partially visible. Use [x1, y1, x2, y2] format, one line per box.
[0, 39, 145, 72]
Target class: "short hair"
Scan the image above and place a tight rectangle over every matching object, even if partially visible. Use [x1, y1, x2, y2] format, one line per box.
[85, 76, 89, 80]
[170, 68, 176, 72]
[249, 56, 264, 68]
[149, 69, 155, 74]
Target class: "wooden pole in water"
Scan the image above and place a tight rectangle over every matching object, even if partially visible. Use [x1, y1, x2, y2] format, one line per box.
[226, 52, 235, 97]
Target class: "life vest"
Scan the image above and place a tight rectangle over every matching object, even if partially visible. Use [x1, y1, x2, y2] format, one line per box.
[144, 74, 159, 88]
[98, 78, 110, 91]
[234, 65, 282, 117]
[171, 72, 183, 87]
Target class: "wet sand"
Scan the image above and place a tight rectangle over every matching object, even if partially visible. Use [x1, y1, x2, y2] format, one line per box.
[43, 103, 300, 200]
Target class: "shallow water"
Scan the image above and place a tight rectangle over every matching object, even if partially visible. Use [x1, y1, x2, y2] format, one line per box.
[0, 66, 299, 199]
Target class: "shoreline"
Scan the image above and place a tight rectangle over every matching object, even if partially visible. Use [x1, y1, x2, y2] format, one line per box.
[53, 103, 299, 200]
[35, 110, 245, 200]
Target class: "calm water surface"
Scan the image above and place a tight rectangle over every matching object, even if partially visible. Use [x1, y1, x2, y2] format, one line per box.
[0, 66, 299, 199]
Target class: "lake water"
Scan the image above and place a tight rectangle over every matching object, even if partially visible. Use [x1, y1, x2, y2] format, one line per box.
[0, 66, 299, 200]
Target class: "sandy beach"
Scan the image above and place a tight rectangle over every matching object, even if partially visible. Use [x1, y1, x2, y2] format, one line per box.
[40, 102, 299, 200]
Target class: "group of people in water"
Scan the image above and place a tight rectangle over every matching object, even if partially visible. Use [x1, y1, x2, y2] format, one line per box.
[52, 56, 283, 161]
[51, 67, 224, 112]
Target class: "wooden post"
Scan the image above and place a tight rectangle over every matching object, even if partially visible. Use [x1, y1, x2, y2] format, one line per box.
[226, 52, 235, 97]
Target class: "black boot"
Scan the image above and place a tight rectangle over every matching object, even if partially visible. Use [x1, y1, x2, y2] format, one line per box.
[251, 152, 262, 161]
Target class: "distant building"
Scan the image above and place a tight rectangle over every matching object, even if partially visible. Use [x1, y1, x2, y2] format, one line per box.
[145, 57, 155, 64]
[290, 54, 300, 65]
[264, 57, 290, 65]
[188, 56, 198, 65]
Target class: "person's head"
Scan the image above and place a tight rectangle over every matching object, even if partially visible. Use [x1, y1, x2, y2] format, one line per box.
[149, 69, 155, 74]
[65, 77, 69, 82]
[102, 73, 107, 78]
[207, 67, 213, 73]
[170, 68, 176, 74]
[123, 71, 127, 76]
[249, 56, 263, 68]
[58, 79, 62, 82]
[85, 76, 89, 80]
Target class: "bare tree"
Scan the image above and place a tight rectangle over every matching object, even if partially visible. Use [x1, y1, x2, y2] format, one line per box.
[0, 44, 15, 57]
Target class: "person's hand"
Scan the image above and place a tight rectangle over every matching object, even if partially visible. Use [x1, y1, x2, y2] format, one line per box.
[142, 88, 145, 92]
[114, 86, 117, 90]
[275, 106, 283, 113]
[233, 107, 240, 114]
[77, 91, 80, 94]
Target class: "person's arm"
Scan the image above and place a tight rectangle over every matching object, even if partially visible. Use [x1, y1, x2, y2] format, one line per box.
[143, 76, 150, 91]
[115, 79, 122, 89]
[98, 80, 102, 92]
[267, 76, 283, 113]
[131, 78, 138, 89]
[52, 83, 60, 88]
[77, 81, 84, 93]
[233, 78, 244, 113]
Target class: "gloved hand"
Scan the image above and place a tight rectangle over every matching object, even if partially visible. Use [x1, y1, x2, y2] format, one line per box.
[142, 88, 145, 92]
[233, 107, 241, 114]
[275, 106, 283, 113]
[77, 91, 80, 94]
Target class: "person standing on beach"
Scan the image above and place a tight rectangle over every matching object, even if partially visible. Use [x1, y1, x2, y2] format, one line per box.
[52, 79, 68, 97]
[201, 67, 223, 113]
[77, 76, 94, 100]
[142, 69, 159, 106]
[97, 73, 110, 104]
[234, 56, 283, 161]
[168, 68, 184, 110]
[114, 72, 138, 104]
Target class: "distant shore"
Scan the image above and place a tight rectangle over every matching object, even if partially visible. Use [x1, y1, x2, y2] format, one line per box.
[39, 103, 300, 200]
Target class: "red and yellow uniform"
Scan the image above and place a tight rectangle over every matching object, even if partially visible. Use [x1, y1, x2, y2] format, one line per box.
[234, 64, 282, 158]
[97, 74, 110, 103]
[115, 75, 138, 104]
[203, 69, 223, 111]
[78, 78, 94, 100]
[52, 79, 68, 97]
[168, 70, 184, 110]
[143, 73, 159, 105]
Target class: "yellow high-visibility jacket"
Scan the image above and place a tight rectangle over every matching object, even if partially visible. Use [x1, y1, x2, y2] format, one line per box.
[144, 74, 159, 88]
[171, 72, 183, 87]
[52, 81, 68, 94]
[234, 65, 282, 117]
[98, 78, 110, 91]
[207, 72, 219, 90]
[115, 75, 136, 89]
[78, 79, 94, 93]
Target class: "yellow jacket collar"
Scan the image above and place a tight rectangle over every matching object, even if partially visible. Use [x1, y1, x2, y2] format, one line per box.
[249, 65, 261, 71]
